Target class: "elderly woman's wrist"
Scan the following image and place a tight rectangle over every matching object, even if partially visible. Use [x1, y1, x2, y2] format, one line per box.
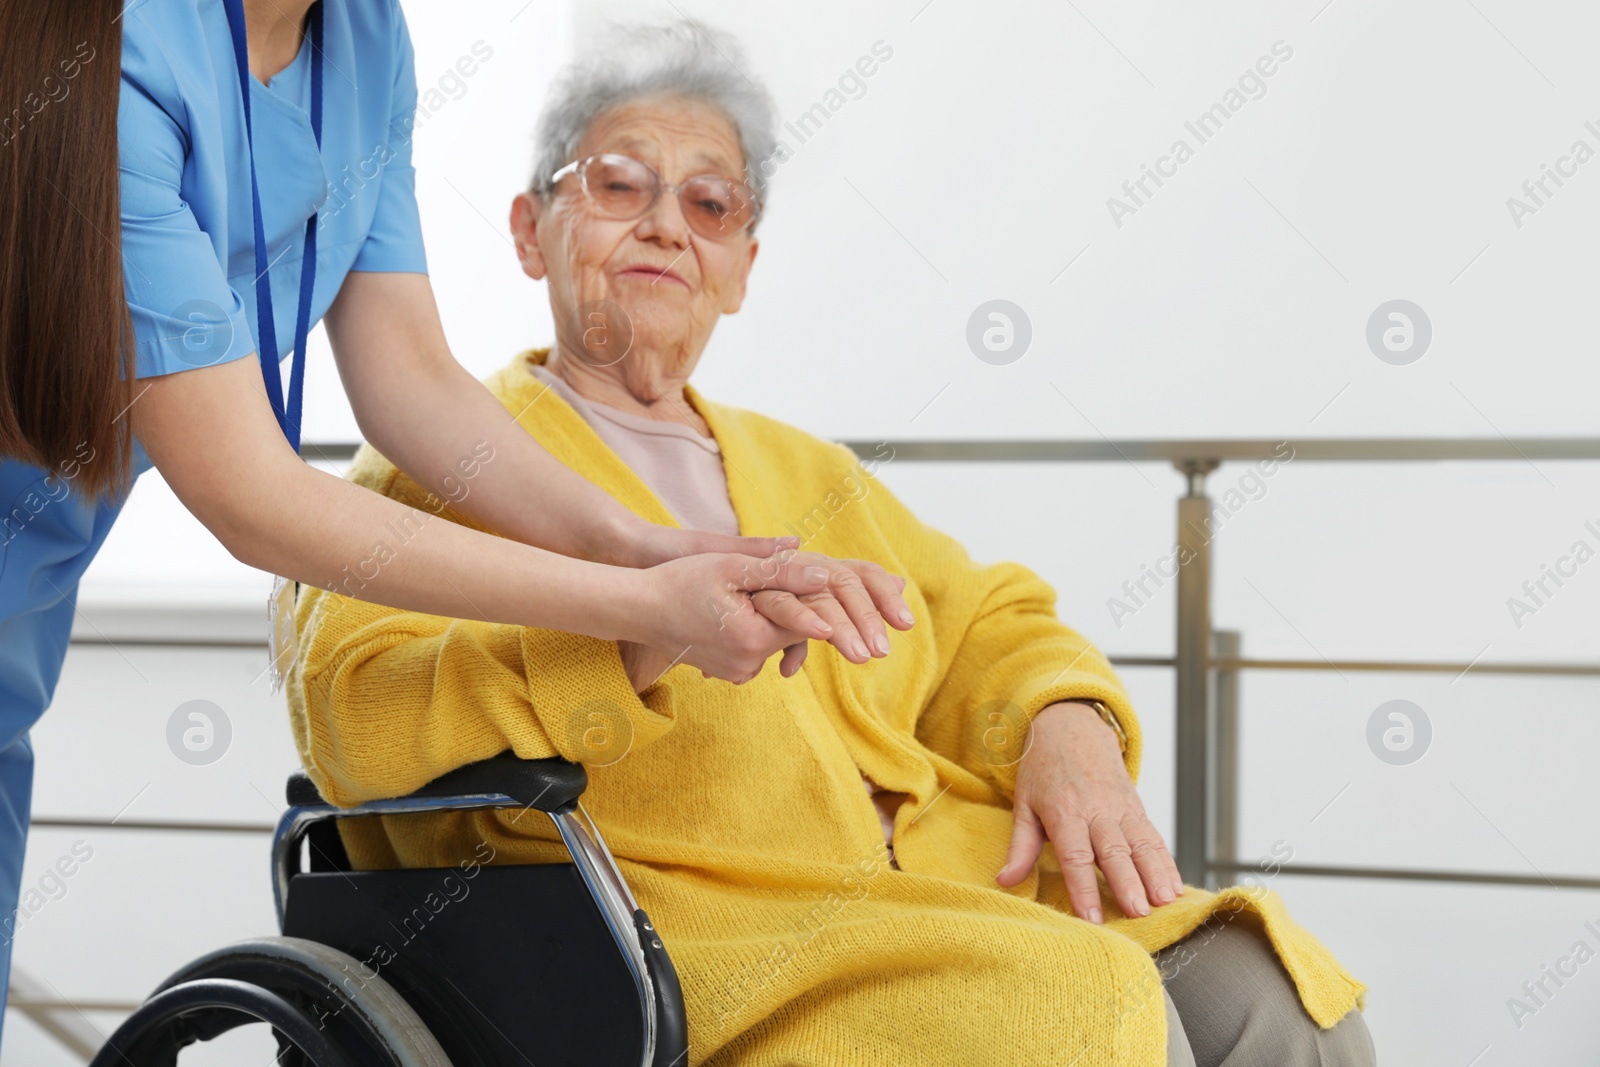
[1036, 700, 1126, 755]
[618, 639, 675, 692]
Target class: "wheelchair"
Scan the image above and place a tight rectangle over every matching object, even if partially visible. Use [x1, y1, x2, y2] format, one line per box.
[90, 754, 689, 1066]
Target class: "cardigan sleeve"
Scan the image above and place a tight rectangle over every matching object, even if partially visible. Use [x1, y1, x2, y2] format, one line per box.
[283, 453, 677, 809]
[286, 593, 679, 808]
[841, 447, 1143, 799]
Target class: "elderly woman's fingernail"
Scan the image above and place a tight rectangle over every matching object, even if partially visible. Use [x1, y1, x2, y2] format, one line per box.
[896, 608, 914, 627]
[804, 566, 829, 584]
[1088, 907, 1102, 924]
[873, 634, 891, 656]
[850, 640, 869, 660]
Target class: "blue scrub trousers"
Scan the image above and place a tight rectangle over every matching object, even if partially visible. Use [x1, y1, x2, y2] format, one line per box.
[0, 457, 129, 1043]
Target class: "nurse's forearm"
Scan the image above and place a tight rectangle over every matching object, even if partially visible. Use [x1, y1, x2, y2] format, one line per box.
[354, 347, 653, 565]
[325, 272, 654, 566]
[250, 461, 651, 638]
[132, 356, 648, 639]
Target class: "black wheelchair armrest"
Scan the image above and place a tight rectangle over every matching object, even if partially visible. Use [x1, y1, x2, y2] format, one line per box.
[285, 751, 588, 814]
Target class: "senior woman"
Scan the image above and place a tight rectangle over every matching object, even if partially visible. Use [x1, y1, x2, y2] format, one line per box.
[288, 20, 1375, 1067]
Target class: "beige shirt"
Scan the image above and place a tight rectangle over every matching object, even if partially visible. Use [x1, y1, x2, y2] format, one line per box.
[530, 363, 901, 865]
[530, 364, 740, 537]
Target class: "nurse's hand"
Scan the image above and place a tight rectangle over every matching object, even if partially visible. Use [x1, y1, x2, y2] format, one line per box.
[623, 522, 806, 569]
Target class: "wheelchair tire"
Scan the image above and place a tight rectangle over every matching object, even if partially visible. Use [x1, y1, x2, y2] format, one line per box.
[92, 937, 452, 1067]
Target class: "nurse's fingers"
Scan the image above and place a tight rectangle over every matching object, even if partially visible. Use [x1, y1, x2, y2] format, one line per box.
[668, 528, 801, 564]
[733, 554, 832, 601]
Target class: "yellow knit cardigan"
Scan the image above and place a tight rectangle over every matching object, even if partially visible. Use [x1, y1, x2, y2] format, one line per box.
[287, 348, 1365, 1066]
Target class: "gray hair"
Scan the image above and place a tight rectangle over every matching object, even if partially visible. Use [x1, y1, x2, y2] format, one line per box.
[529, 19, 778, 222]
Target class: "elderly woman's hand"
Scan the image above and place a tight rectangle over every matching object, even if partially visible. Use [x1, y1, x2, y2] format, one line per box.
[996, 702, 1184, 924]
[748, 552, 914, 677]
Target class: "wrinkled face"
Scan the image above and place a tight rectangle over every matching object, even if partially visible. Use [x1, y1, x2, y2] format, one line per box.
[510, 93, 759, 392]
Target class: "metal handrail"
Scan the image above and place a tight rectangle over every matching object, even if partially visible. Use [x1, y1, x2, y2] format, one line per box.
[837, 438, 1600, 462]
[68, 631, 1600, 682]
[7, 967, 113, 1058]
[300, 437, 1600, 463]
[1217, 657, 1600, 677]
[29, 816, 276, 834]
[1204, 860, 1600, 892]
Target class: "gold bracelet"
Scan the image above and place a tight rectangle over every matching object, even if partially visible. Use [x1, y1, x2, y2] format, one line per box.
[1078, 699, 1127, 755]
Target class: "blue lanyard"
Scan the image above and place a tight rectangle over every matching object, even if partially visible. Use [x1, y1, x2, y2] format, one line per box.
[221, 0, 324, 454]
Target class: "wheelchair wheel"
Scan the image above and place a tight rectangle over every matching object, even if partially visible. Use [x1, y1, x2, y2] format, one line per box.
[90, 937, 452, 1067]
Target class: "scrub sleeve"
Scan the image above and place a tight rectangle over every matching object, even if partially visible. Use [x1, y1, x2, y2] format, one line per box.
[0, 0, 427, 1031]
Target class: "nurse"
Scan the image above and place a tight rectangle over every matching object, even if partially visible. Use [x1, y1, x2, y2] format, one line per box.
[0, 0, 911, 1030]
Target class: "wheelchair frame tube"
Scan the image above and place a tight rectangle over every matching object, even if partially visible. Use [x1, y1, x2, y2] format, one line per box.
[553, 806, 657, 1067]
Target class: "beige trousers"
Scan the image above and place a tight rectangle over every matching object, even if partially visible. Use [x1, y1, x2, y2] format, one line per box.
[1158, 910, 1375, 1067]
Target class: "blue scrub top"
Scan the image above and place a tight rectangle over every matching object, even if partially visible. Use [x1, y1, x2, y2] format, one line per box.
[0, 0, 428, 713]
[123, 0, 429, 388]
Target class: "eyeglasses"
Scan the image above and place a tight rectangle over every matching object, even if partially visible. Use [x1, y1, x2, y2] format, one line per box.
[546, 153, 760, 240]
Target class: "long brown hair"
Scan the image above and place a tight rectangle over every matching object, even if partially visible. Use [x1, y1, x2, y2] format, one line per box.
[0, 0, 132, 499]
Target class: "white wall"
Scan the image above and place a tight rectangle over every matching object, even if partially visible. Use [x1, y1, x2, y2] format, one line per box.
[9, 0, 1600, 1063]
